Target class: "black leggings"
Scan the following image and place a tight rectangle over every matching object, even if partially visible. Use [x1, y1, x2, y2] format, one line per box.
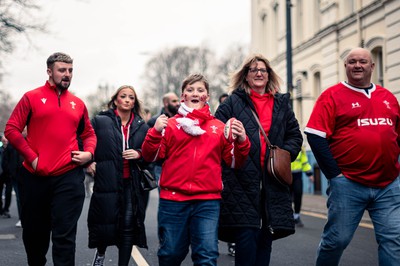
[118, 178, 135, 266]
[97, 179, 135, 266]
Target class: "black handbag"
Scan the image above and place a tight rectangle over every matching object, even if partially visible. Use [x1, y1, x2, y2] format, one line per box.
[137, 164, 158, 191]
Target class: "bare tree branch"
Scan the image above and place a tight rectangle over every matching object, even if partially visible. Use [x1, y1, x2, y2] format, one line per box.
[0, 89, 15, 132]
[0, 0, 46, 55]
[142, 46, 215, 108]
[85, 44, 248, 116]
[141, 44, 247, 111]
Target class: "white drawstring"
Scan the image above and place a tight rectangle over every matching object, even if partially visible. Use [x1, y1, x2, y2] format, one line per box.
[121, 125, 130, 151]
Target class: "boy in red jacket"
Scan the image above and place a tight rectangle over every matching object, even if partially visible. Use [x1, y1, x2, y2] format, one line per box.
[142, 73, 250, 266]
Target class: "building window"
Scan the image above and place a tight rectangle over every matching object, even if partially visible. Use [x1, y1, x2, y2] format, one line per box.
[260, 10, 268, 54]
[313, 72, 321, 98]
[371, 47, 384, 86]
[314, 0, 321, 33]
[295, 79, 302, 99]
[342, 0, 355, 17]
[294, 79, 303, 125]
[273, 1, 278, 52]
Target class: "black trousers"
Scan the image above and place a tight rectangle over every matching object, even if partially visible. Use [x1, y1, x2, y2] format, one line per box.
[0, 174, 12, 213]
[19, 167, 85, 266]
[291, 172, 303, 214]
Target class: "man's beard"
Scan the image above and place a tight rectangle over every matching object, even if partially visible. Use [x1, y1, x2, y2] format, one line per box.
[167, 103, 179, 115]
[56, 79, 70, 91]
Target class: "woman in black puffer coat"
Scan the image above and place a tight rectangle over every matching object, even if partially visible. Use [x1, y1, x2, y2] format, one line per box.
[215, 54, 302, 266]
[87, 85, 149, 266]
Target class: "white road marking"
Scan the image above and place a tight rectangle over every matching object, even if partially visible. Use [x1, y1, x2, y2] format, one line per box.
[0, 234, 16, 240]
[302, 211, 374, 229]
[131, 245, 149, 266]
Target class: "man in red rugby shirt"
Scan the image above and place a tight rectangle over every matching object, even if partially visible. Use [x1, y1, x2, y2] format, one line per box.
[5, 52, 96, 266]
[305, 47, 400, 266]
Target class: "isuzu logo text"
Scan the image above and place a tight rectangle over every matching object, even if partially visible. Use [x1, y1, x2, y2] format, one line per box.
[357, 118, 393, 126]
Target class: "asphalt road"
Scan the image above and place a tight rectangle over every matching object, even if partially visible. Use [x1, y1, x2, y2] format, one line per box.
[0, 190, 378, 265]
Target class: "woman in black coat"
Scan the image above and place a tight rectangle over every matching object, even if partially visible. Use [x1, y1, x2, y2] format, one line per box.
[215, 54, 302, 266]
[87, 85, 149, 266]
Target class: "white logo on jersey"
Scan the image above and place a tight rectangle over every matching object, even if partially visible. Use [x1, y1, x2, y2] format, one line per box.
[210, 125, 218, 134]
[352, 102, 361, 108]
[70, 101, 76, 109]
[357, 118, 393, 126]
[383, 100, 391, 109]
[41, 98, 47, 104]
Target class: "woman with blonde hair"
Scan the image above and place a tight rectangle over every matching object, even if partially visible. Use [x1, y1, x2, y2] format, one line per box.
[215, 54, 302, 265]
[87, 85, 149, 266]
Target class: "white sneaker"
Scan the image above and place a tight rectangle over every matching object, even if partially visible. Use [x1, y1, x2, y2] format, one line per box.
[15, 220, 21, 227]
[92, 250, 105, 266]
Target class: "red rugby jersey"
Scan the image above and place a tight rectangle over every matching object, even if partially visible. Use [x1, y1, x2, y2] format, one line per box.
[305, 82, 400, 187]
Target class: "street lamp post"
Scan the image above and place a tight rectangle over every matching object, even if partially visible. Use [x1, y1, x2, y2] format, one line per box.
[286, 0, 293, 108]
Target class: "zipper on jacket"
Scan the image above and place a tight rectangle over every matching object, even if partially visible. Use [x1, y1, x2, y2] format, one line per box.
[190, 146, 197, 191]
[268, 225, 274, 234]
[54, 89, 62, 107]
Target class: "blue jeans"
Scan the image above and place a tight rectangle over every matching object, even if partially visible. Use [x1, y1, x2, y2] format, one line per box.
[154, 165, 162, 182]
[235, 227, 273, 266]
[158, 199, 220, 266]
[316, 176, 400, 266]
[154, 165, 162, 192]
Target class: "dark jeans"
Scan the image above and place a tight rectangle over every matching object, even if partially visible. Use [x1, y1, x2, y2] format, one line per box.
[291, 172, 303, 213]
[19, 167, 85, 266]
[235, 227, 273, 266]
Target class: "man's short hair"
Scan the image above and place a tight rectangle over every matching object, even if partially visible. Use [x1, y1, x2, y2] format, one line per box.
[46, 52, 73, 69]
[162, 92, 178, 104]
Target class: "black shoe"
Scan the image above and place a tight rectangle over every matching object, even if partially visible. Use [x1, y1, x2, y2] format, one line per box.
[2, 211, 11, 218]
[228, 243, 235, 257]
[92, 250, 105, 266]
[294, 217, 304, 227]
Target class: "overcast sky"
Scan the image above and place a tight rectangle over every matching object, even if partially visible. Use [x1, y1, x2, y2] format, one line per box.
[2, 0, 250, 102]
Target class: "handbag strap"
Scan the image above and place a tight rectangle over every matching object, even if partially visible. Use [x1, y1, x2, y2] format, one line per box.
[135, 163, 142, 171]
[251, 109, 272, 147]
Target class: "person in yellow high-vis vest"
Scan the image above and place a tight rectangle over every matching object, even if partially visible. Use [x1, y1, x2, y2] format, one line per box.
[291, 147, 314, 227]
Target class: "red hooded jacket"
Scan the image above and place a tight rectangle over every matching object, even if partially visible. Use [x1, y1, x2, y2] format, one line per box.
[142, 106, 250, 201]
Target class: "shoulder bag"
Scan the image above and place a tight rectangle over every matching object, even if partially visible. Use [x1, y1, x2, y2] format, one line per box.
[137, 164, 158, 191]
[251, 110, 292, 186]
